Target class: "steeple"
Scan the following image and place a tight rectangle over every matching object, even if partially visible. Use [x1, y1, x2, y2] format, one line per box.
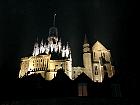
[83, 34, 93, 80]
[48, 13, 58, 37]
[84, 34, 88, 44]
[53, 13, 56, 27]
[83, 34, 90, 53]
[48, 13, 58, 43]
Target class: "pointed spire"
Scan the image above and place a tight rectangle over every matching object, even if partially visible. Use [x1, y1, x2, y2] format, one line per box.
[53, 13, 56, 27]
[84, 34, 88, 44]
[48, 13, 58, 37]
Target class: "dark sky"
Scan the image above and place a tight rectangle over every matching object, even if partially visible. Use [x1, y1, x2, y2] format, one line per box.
[0, 0, 137, 80]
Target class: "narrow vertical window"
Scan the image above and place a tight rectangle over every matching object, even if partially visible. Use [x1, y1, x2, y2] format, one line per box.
[94, 52, 95, 57]
[103, 53, 105, 58]
[95, 66, 98, 75]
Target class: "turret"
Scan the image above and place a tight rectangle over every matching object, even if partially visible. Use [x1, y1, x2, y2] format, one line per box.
[83, 34, 93, 80]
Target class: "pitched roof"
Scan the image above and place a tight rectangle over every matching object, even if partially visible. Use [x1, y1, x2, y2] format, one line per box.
[74, 72, 92, 83]
[92, 41, 107, 51]
[51, 69, 71, 82]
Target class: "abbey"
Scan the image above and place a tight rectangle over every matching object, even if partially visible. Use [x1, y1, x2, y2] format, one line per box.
[19, 15, 115, 82]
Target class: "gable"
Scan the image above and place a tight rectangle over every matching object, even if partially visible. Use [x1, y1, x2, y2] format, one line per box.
[92, 41, 107, 51]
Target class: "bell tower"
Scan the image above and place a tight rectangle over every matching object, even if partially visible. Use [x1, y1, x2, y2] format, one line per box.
[83, 34, 93, 80]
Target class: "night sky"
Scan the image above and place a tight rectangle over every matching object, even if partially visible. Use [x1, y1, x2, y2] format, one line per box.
[0, 0, 137, 83]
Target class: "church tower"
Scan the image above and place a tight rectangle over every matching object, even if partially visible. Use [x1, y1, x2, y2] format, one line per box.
[83, 34, 93, 80]
[47, 13, 59, 52]
[92, 41, 115, 82]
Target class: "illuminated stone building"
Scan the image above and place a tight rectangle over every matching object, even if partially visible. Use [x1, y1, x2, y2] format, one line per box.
[19, 14, 72, 80]
[81, 35, 115, 82]
[19, 15, 115, 82]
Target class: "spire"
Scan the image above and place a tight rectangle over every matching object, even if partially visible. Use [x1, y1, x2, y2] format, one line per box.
[48, 13, 58, 37]
[53, 14, 56, 27]
[84, 34, 88, 44]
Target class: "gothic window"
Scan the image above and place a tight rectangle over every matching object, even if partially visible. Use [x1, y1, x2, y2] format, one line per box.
[95, 66, 97, 70]
[95, 66, 98, 75]
[95, 71, 98, 75]
[103, 53, 105, 58]
[41, 59, 42, 62]
[101, 52, 102, 57]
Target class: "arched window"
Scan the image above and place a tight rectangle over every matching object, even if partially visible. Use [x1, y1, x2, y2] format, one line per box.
[101, 52, 102, 57]
[103, 53, 105, 58]
[95, 66, 98, 75]
[95, 66, 97, 70]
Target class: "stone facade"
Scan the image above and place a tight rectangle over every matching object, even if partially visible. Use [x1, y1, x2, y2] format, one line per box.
[82, 39, 115, 82]
[19, 15, 115, 82]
